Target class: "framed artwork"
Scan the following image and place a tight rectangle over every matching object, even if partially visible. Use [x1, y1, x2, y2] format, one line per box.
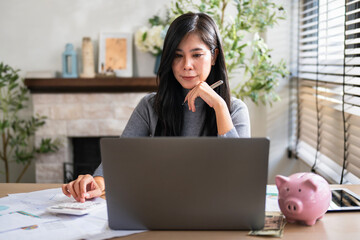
[99, 32, 133, 77]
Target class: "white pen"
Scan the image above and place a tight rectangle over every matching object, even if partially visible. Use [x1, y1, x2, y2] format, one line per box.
[210, 80, 224, 89]
[182, 80, 224, 105]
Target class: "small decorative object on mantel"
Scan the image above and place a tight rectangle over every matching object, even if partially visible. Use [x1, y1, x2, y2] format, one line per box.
[99, 32, 133, 77]
[62, 43, 78, 78]
[135, 15, 168, 75]
[80, 37, 95, 78]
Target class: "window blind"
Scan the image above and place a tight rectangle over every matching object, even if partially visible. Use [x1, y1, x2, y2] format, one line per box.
[296, 0, 360, 184]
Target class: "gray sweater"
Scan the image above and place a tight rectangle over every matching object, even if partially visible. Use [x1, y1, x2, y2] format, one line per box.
[93, 92, 250, 177]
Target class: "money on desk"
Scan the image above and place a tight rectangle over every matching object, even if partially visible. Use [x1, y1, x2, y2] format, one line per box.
[248, 212, 286, 238]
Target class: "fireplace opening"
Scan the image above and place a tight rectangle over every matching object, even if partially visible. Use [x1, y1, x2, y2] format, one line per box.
[64, 137, 113, 183]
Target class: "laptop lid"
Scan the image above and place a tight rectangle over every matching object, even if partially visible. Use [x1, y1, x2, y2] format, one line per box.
[100, 137, 269, 230]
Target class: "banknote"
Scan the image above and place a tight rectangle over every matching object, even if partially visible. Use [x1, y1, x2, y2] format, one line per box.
[248, 212, 286, 238]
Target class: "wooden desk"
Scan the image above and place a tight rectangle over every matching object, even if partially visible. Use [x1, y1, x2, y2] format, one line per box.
[1, 183, 360, 240]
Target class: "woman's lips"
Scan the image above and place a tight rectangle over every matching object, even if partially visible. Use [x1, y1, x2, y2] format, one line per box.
[182, 76, 197, 80]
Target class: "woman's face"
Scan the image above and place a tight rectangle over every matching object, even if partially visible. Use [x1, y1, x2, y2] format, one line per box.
[172, 33, 217, 89]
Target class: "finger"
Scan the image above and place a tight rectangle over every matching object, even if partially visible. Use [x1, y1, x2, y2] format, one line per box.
[73, 175, 86, 202]
[183, 95, 188, 105]
[197, 83, 218, 108]
[184, 90, 192, 107]
[85, 187, 102, 199]
[61, 184, 71, 197]
[185, 88, 194, 110]
[192, 82, 209, 108]
[190, 97, 196, 112]
[189, 89, 197, 112]
[67, 181, 79, 201]
[79, 175, 94, 201]
[74, 175, 87, 202]
[87, 180, 96, 197]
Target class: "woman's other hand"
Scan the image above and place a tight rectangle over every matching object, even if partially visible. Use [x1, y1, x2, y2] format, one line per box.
[62, 175, 104, 202]
[184, 81, 225, 112]
[185, 81, 234, 135]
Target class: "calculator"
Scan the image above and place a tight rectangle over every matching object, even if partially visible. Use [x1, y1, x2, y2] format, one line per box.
[47, 200, 106, 215]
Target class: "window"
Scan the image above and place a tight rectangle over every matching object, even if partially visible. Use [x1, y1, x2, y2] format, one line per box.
[295, 0, 360, 184]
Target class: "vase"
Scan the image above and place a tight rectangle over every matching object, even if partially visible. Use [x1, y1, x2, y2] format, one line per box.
[80, 37, 95, 78]
[154, 54, 161, 75]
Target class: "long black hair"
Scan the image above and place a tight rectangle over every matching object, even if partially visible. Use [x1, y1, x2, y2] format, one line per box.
[154, 12, 231, 136]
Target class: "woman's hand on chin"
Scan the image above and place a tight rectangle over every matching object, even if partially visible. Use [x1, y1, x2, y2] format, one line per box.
[184, 81, 225, 112]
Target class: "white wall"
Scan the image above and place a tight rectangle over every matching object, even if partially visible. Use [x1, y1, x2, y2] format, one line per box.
[0, 0, 169, 76]
[265, 0, 307, 183]
[0, 0, 301, 183]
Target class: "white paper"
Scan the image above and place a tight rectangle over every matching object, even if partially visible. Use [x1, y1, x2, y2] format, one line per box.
[265, 185, 281, 212]
[86, 228, 146, 240]
[0, 211, 56, 232]
[0, 196, 29, 215]
[0, 188, 146, 240]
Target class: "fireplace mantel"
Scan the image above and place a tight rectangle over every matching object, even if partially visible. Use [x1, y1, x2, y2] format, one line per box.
[28, 78, 153, 182]
[25, 77, 157, 93]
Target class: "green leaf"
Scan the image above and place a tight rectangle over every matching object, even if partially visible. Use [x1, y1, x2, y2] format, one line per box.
[36, 138, 61, 154]
[149, 15, 162, 26]
[176, 2, 184, 14]
[142, 32, 147, 42]
[14, 148, 34, 164]
[199, 3, 206, 12]
[0, 120, 10, 131]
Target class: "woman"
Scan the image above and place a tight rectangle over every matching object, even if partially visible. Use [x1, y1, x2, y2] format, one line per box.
[62, 12, 250, 202]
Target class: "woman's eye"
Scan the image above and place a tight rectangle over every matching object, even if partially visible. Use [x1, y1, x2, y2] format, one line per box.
[174, 54, 182, 58]
[193, 54, 203, 58]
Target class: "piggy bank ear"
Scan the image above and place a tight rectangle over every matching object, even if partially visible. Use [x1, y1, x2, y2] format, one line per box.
[303, 178, 318, 192]
[275, 175, 289, 190]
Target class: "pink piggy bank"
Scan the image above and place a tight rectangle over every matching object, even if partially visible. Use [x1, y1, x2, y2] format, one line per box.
[275, 172, 331, 226]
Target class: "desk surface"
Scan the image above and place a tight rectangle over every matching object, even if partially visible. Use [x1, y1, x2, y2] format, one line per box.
[1, 183, 360, 240]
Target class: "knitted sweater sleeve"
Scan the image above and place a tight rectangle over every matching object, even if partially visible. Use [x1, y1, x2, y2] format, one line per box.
[218, 97, 251, 138]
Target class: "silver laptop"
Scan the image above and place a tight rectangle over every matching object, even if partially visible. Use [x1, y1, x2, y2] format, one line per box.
[100, 137, 269, 230]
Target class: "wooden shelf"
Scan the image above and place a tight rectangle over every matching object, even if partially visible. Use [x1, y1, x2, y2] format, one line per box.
[24, 77, 158, 93]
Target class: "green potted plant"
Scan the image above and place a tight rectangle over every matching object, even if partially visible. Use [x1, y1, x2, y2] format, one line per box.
[0, 63, 60, 183]
[135, 0, 288, 105]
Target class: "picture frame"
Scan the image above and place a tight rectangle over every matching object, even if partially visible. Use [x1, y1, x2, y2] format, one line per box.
[98, 32, 133, 77]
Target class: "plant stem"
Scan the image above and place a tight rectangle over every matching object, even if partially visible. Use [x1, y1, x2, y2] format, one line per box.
[2, 132, 9, 183]
[221, 0, 228, 26]
[16, 160, 31, 183]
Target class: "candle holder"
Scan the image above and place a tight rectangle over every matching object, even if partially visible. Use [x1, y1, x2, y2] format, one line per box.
[62, 43, 78, 78]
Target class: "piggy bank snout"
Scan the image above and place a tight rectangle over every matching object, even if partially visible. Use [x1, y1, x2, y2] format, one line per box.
[284, 198, 303, 214]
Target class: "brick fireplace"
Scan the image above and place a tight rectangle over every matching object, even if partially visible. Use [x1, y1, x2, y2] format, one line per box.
[32, 92, 147, 183]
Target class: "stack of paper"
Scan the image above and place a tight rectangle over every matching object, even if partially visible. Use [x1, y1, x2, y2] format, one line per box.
[0, 188, 144, 240]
